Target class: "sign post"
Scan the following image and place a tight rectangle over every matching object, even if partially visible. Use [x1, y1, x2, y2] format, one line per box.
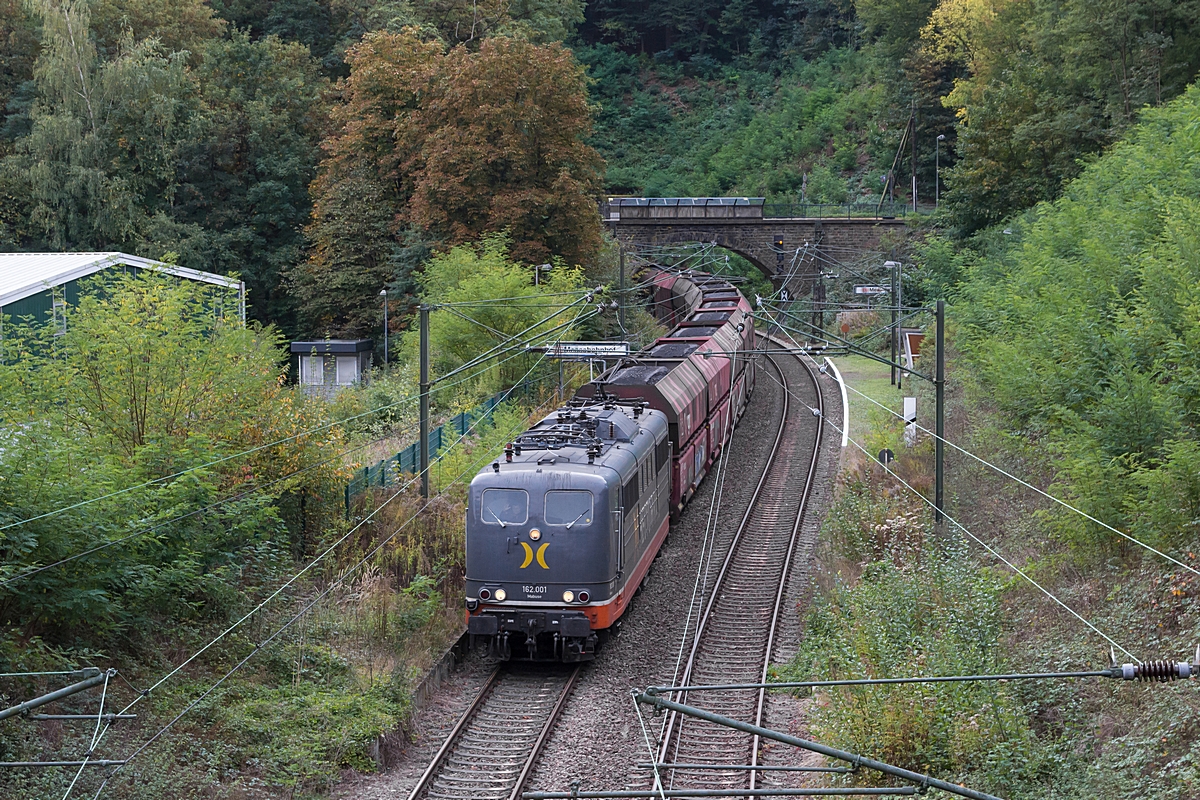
[529, 342, 631, 384]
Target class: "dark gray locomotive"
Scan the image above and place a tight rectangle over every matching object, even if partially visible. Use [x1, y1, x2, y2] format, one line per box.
[465, 401, 670, 661]
[465, 269, 755, 662]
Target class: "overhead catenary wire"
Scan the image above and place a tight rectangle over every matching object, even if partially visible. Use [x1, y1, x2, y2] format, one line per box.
[0, 419, 421, 589]
[0, 301, 591, 599]
[435, 287, 598, 307]
[80, 310, 590, 794]
[831, 378, 1200, 579]
[92, 384, 570, 799]
[753, 329, 1140, 661]
[766, 280, 1200, 579]
[0, 295, 593, 537]
[0, 322, 565, 590]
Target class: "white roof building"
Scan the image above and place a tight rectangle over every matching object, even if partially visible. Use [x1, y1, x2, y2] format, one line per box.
[0, 252, 245, 329]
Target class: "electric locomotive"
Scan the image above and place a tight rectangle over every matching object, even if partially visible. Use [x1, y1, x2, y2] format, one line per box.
[465, 269, 756, 662]
[465, 399, 671, 661]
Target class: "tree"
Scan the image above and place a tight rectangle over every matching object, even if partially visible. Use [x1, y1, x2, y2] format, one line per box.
[0, 0, 197, 250]
[90, 0, 227, 60]
[0, 0, 38, 145]
[403, 233, 586, 397]
[956, 84, 1200, 550]
[0, 5, 326, 330]
[0, 271, 342, 642]
[404, 36, 604, 264]
[162, 31, 328, 331]
[922, 0, 1200, 231]
[291, 30, 604, 337]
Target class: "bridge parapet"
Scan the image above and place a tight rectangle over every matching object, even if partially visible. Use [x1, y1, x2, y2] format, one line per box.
[603, 197, 913, 222]
[605, 197, 765, 220]
[604, 197, 909, 299]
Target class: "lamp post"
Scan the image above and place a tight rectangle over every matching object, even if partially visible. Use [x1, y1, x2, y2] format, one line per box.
[534, 263, 552, 287]
[935, 134, 945, 208]
[379, 289, 388, 371]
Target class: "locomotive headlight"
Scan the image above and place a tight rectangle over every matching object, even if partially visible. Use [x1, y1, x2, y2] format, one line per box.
[562, 590, 575, 603]
[529, 528, 541, 541]
[494, 588, 507, 602]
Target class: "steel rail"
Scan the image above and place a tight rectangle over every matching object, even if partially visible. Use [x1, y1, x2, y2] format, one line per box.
[524, 789, 915, 798]
[508, 665, 583, 800]
[406, 666, 503, 800]
[647, 671, 1123, 693]
[407, 665, 582, 800]
[655, 341, 793, 765]
[639, 763, 852, 774]
[657, 333, 826, 797]
[753, 338, 825, 791]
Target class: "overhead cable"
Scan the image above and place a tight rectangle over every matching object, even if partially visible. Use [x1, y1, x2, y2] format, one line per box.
[94, 384, 569, 799]
[834, 378, 1200, 579]
[754, 343, 1140, 661]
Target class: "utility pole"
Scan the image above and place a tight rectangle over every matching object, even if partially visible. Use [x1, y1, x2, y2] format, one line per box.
[935, 299, 945, 522]
[936, 134, 945, 208]
[897, 262, 904, 390]
[379, 289, 388, 371]
[886, 261, 899, 386]
[419, 304, 430, 499]
[618, 246, 626, 332]
[910, 102, 918, 213]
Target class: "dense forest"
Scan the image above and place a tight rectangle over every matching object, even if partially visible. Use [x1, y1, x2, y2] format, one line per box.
[3, 0, 1196, 333]
[3, 0, 1200, 797]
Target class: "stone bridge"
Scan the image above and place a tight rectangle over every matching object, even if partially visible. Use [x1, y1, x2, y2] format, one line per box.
[604, 198, 909, 297]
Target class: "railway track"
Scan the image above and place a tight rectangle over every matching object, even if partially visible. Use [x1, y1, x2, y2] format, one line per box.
[652, 337, 825, 794]
[406, 665, 581, 800]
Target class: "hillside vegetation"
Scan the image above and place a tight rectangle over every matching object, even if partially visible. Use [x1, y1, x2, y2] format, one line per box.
[1, 0, 1200, 798]
[957, 84, 1200, 555]
[781, 80, 1200, 800]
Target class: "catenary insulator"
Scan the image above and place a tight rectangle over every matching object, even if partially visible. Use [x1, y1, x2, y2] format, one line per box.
[1114, 661, 1192, 681]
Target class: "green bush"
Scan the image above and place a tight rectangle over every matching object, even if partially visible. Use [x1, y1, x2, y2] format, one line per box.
[785, 539, 1058, 796]
[0, 272, 342, 648]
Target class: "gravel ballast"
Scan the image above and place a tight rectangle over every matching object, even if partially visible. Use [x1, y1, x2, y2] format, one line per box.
[335, 351, 844, 798]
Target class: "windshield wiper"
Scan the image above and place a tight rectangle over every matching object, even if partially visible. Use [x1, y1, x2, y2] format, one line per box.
[487, 508, 507, 528]
[565, 511, 588, 529]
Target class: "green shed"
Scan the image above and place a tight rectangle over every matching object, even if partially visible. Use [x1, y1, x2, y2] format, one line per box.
[0, 252, 245, 336]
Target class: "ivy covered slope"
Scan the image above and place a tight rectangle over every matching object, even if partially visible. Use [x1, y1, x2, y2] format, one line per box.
[579, 44, 883, 201]
[956, 84, 1200, 553]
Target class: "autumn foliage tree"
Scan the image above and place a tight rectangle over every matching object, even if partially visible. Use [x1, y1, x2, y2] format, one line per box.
[291, 30, 603, 337]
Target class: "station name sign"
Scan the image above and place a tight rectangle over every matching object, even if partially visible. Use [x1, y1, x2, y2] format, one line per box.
[543, 341, 630, 359]
[854, 285, 889, 295]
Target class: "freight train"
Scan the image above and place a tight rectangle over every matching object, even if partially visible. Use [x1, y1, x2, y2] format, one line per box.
[464, 270, 756, 662]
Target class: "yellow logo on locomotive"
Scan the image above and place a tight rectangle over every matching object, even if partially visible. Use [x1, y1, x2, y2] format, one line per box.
[519, 541, 550, 569]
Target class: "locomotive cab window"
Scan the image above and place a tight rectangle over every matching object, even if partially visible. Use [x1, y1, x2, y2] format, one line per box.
[480, 489, 528, 526]
[545, 490, 593, 527]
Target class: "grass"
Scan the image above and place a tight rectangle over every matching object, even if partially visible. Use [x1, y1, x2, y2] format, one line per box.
[827, 354, 905, 450]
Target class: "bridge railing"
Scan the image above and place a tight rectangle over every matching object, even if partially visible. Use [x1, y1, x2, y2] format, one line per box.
[761, 201, 913, 219]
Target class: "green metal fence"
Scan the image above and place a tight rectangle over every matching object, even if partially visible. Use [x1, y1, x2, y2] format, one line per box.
[341, 370, 559, 518]
[343, 395, 505, 517]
